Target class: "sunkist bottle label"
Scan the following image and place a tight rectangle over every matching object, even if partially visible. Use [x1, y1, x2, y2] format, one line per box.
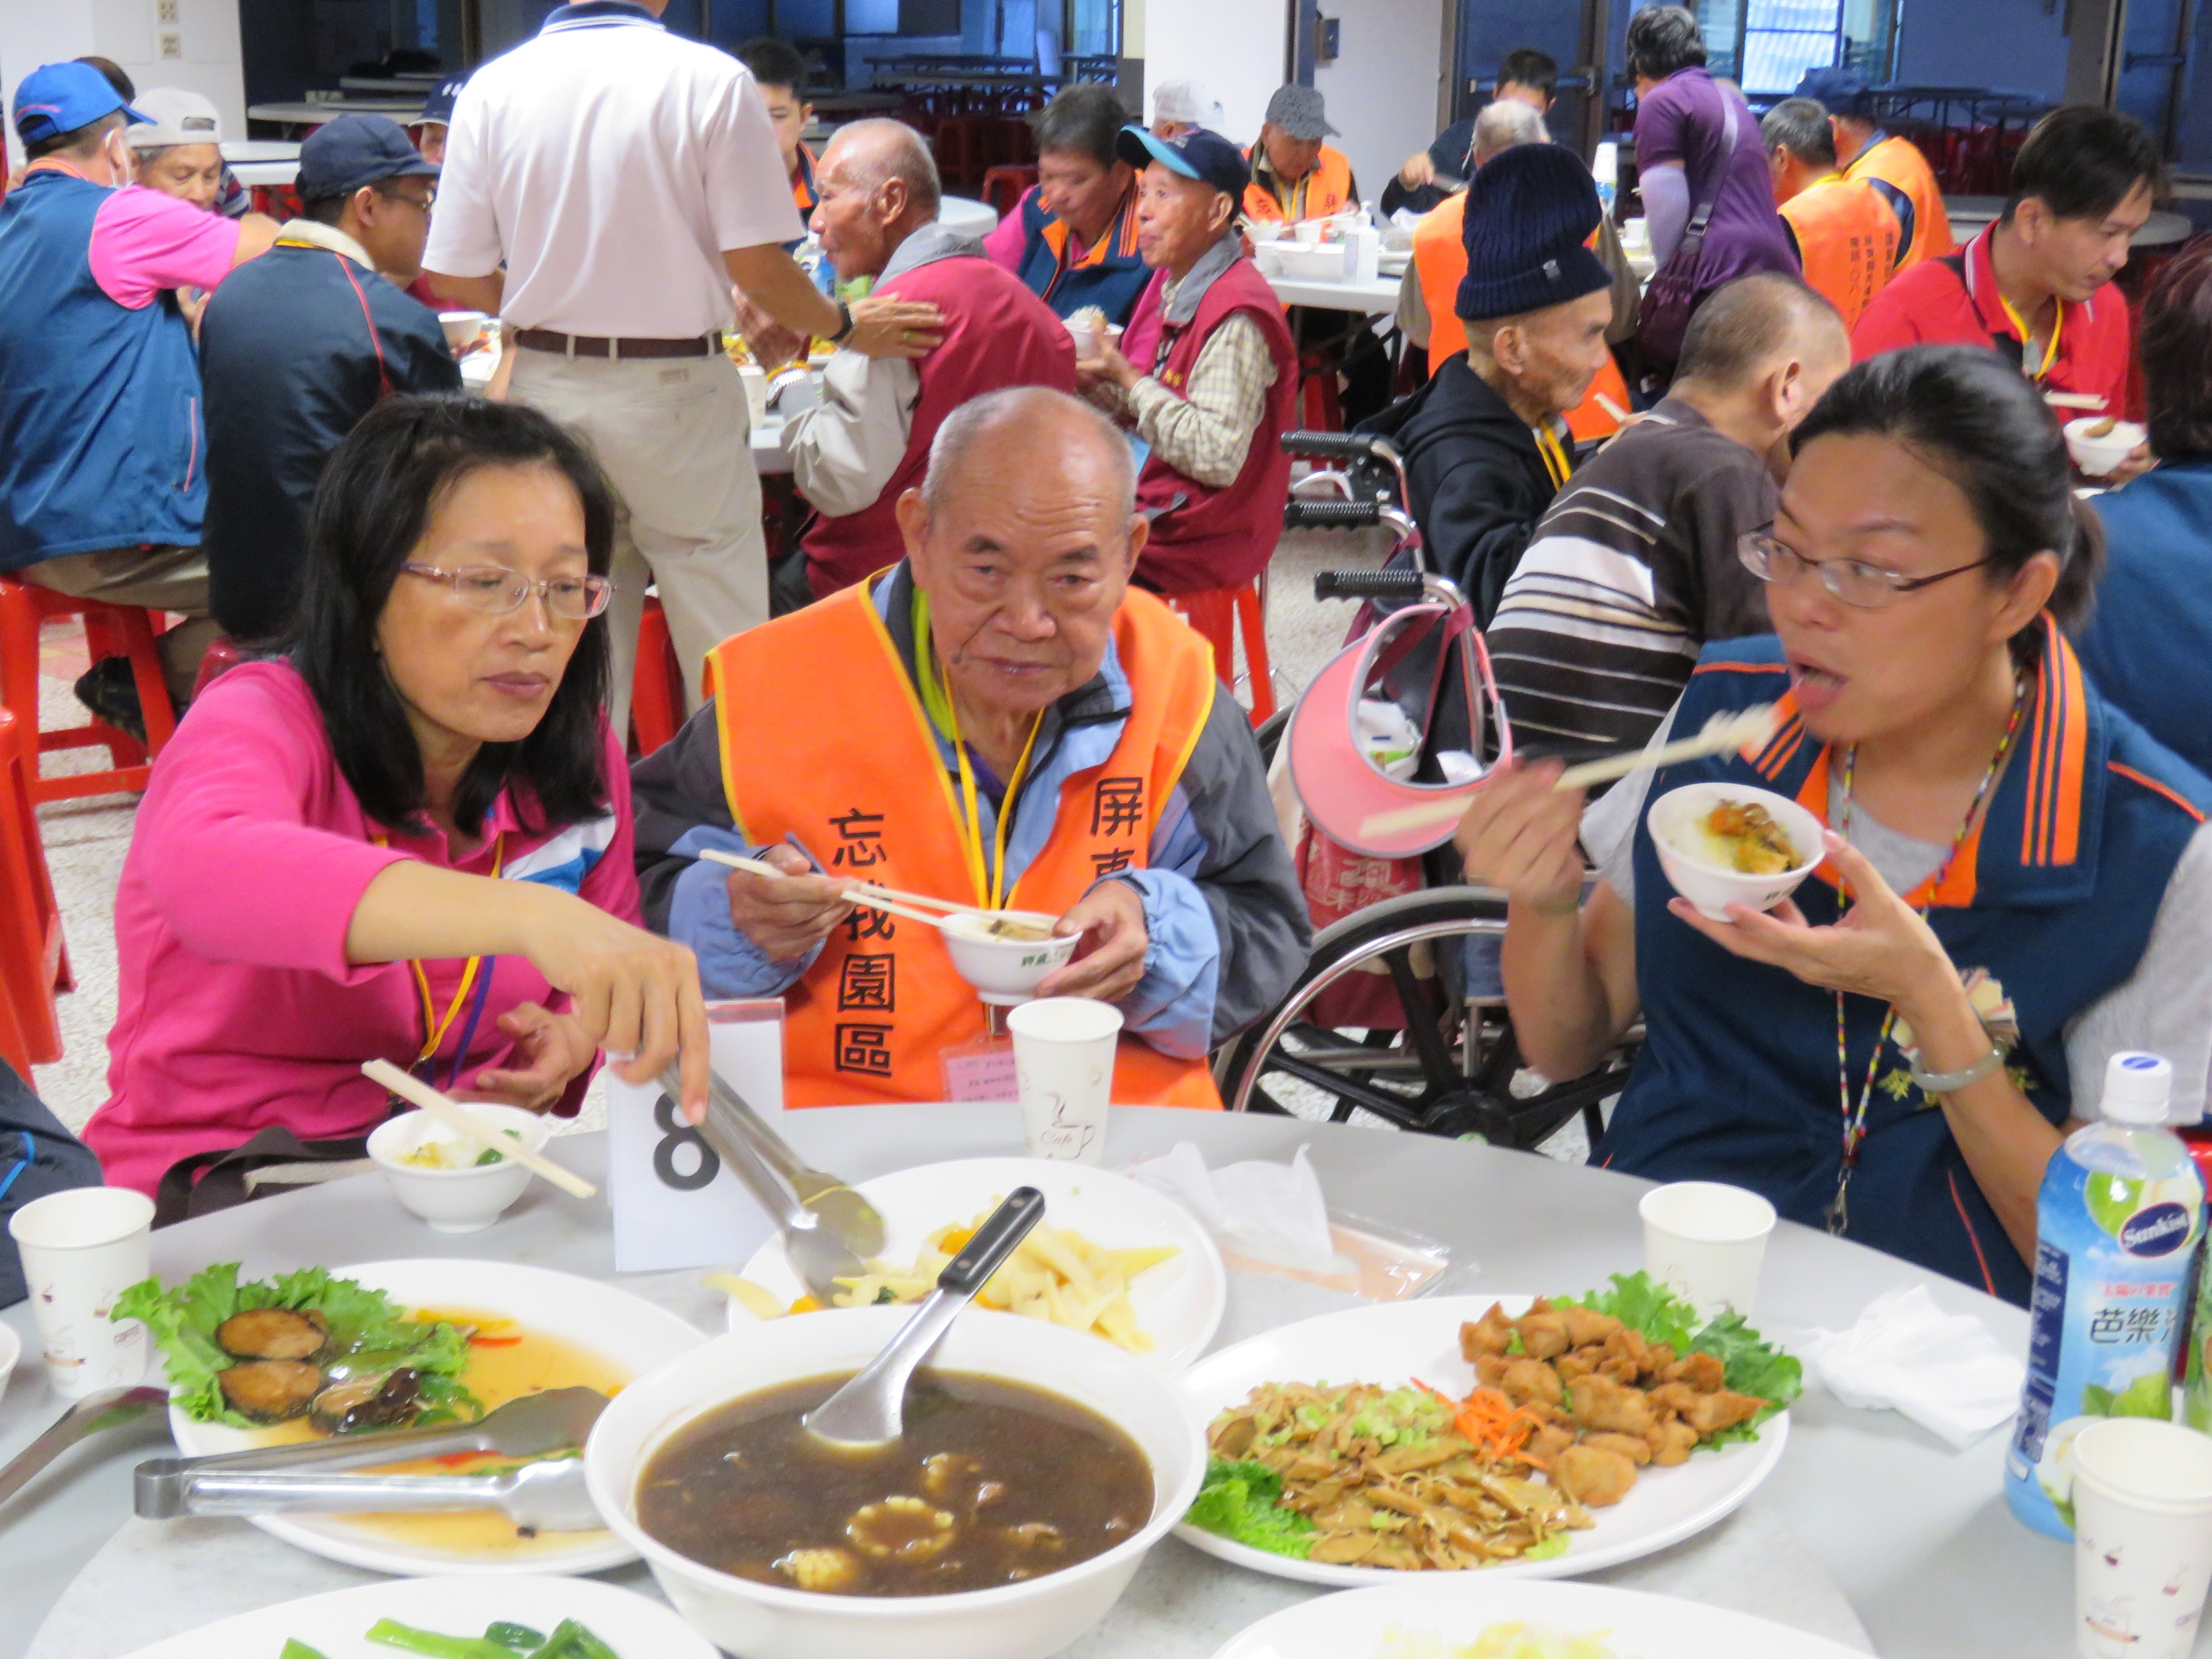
[2007, 1108, 2204, 1539]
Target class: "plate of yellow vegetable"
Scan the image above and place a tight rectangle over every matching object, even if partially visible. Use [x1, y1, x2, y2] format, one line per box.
[712, 1156, 1227, 1373]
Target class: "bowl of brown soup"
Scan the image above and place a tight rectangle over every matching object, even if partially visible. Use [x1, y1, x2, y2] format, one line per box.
[583, 1304, 1207, 1659]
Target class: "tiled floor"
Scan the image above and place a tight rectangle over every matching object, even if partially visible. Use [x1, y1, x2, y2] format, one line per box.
[22, 528, 1404, 1142]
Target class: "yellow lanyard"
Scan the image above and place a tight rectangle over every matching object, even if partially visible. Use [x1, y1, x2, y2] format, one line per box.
[1999, 292, 2062, 381]
[1534, 424, 1572, 489]
[373, 831, 504, 1064]
[929, 652, 1041, 911]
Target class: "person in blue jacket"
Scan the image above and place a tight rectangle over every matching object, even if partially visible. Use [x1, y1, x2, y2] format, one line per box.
[2071, 241, 2212, 780]
[1455, 344, 2212, 1306]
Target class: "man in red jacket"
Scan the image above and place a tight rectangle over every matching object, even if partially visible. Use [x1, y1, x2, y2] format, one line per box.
[736, 120, 1077, 606]
[1075, 126, 1297, 595]
[1851, 106, 2157, 475]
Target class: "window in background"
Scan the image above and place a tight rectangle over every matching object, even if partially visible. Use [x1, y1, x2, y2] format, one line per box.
[1695, 0, 1899, 93]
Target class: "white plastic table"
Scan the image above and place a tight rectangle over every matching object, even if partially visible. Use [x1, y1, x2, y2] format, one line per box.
[1264, 272, 1404, 314]
[0, 1107, 2073, 1658]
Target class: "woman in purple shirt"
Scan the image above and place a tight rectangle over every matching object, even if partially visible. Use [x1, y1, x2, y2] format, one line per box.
[1629, 6, 1800, 364]
[88, 397, 710, 1204]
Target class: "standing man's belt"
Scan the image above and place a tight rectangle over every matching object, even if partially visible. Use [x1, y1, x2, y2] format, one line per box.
[512, 329, 719, 359]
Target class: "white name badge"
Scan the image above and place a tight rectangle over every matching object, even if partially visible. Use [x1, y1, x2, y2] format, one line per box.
[607, 999, 786, 1274]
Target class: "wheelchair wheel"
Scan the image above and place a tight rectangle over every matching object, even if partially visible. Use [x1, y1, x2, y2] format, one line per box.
[1216, 886, 1635, 1152]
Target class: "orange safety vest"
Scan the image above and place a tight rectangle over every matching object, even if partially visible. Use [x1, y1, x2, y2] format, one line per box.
[701, 579, 1224, 1110]
[1779, 174, 1901, 330]
[1242, 144, 1356, 224]
[1846, 134, 1953, 271]
[1412, 190, 1631, 442]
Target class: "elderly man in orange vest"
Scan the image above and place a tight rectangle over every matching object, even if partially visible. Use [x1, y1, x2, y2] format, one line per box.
[1795, 67, 1953, 272]
[1242, 85, 1357, 224]
[1760, 97, 1900, 330]
[631, 387, 1310, 1110]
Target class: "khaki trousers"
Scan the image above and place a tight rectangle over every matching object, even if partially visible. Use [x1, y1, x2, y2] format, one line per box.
[507, 348, 767, 735]
[21, 544, 220, 704]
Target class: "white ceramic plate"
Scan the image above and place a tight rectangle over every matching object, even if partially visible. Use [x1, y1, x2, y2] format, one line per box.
[117, 1573, 717, 1658]
[1175, 1294, 1789, 1587]
[165, 1259, 708, 1577]
[726, 1156, 1227, 1373]
[1207, 1577, 1864, 1659]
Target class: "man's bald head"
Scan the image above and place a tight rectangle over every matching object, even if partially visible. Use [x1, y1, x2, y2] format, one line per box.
[897, 388, 1149, 720]
[1674, 272, 1847, 390]
[810, 118, 941, 278]
[920, 386, 1135, 522]
[822, 118, 941, 218]
[1471, 98, 1548, 169]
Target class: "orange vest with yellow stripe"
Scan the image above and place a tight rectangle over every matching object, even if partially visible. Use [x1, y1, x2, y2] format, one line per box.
[1242, 145, 1355, 224]
[1845, 134, 1953, 270]
[1778, 175, 1900, 330]
[1412, 190, 1631, 442]
[701, 579, 1224, 1110]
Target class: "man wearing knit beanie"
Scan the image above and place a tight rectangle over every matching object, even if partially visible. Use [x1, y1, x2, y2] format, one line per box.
[1359, 143, 1615, 622]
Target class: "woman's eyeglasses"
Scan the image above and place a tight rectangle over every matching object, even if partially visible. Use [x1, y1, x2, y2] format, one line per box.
[401, 562, 613, 620]
[1737, 531, 1990, 611]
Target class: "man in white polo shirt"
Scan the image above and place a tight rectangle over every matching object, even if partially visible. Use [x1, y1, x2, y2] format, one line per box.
[422, 0, 940, 730]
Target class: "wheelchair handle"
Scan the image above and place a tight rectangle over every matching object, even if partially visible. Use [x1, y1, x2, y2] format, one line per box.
[1284, 499, 1386, 531]
[1314, 568, 1428, 604]
[1282, 430, 1395, 462]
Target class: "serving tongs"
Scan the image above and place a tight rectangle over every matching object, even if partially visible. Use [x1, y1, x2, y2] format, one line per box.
[134, 1385, 608, 1531]
[659, 1064, 883, 1297]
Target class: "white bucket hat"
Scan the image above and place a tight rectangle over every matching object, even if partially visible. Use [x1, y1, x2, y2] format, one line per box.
[127, 86, 222, 149]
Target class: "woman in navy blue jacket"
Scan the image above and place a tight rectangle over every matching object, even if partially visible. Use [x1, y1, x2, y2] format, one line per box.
[1455, 346, 2212, 1306]
[2072, 241, 2212, 780]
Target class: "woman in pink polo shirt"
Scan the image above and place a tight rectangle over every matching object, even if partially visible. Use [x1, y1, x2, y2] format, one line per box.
[86, 395, 708, 1210]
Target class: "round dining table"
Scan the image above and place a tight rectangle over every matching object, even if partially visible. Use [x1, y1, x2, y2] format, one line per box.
[0, 1105, 2069, 1658]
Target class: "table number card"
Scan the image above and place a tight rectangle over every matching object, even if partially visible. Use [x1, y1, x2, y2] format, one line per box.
[608, 999, 786, 1273]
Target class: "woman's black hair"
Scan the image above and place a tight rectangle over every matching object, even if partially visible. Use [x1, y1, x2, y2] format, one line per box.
[2141, 237, 2212, 459]
[1625, 7, 1707, 82]
[1788, 344, 2106, 646]
[291, 394, 617, 838]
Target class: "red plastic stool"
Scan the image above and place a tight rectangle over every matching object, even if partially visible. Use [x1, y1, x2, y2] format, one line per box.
[192, 634, 242, 700]
[0, 706, 69, 1070]
[0, 577, 178, 804]
[980, 165, 1038, 219]
[1297, 346, 1345, 431]
[931, 118, 988, 193]
[1171, 582, 1275, 723]
[630, 594, 687, 758]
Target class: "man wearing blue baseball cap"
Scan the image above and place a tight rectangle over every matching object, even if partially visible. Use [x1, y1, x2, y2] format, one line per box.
[1794, 66, 1953, 270]
[1074, 126, 1295, 595]
[411, 74, 466, 167]
[1357, 143, 1615, 621]
[0, 62, 279, 719]
[197, 115, 461, 646]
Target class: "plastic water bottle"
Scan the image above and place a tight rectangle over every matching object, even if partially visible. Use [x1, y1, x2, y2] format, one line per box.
[2006, 1053, 2206, 1539]
[1593, 141, 1620, 219]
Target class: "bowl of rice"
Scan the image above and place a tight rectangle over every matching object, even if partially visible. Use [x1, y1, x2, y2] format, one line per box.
[1646, 781, 1824, 921]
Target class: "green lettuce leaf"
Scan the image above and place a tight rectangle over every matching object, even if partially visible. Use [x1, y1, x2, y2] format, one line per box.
[1557, 1272, 1803, 1446]
[112, 1263, 479, 1430]
[1185, 1457, 1317, 1558]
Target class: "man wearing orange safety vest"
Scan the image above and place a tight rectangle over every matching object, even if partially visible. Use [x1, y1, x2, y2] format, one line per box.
[1759, 97, 1899, 329]
[631, 387, 1310, 1110]
[1242, 84, 1357, 224]
[1406, 102, 1633, 444]
[1795, 68, 1952, 272]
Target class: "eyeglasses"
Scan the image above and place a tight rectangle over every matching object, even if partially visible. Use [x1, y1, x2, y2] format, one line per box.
[401, 562, 613, 620]
[1737, 531, 1991, 611]
[378, 185, 436, 214]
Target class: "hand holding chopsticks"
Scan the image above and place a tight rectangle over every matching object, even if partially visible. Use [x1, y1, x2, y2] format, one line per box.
[363, 1060, 597, 1199]
[698, 848, 1007, 936]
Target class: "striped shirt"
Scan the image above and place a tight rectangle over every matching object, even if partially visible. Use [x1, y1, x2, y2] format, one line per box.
[1485, 397, 1775, 760]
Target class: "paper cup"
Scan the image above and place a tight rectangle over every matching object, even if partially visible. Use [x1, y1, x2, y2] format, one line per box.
[8, 1186, 154, 1398]
[1639, 1180, 1777, 1324]
[2072, 1418, 2212, 1659]
[1007, 996, 1121, 1165]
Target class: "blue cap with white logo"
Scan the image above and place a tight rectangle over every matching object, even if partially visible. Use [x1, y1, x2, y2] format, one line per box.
[1113, 124, 1252, 202]
[419, 75, 468, 127]
[12, 61, 149, 145]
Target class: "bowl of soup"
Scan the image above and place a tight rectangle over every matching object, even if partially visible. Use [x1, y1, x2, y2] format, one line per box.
[584, 1306, 1205, 1659]
[939, 910, 1078, 1007]
[1648, 780, 1824, 921]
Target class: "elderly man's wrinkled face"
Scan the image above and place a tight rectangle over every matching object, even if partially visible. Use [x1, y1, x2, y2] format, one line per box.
[1260, 123, 1323, 182]
[1135, 163, 1231, 274]
[894, 414, 1148, 719]
[137, 143, 224, 213]
[808, 134, 904, 282]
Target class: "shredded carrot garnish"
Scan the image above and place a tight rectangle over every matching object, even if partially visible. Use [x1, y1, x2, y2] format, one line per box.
[1450, 1385, 1544, 1459]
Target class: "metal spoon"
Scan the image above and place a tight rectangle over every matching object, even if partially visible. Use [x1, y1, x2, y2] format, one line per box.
[804, 1186, 1045, 1448]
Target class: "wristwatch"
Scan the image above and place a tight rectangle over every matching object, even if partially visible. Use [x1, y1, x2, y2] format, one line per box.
[1909, 1042, 2008, 1095]
[827, 298, 856, 345]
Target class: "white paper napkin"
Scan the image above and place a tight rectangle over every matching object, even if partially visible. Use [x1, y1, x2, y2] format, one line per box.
[1790, 1282, 2025, 1449]
[1123, 1141, 1353, 1274]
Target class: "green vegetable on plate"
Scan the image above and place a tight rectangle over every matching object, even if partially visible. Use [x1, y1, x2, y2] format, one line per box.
[364, 1618, 621, 1659]
[1558, 1271, 1803, 1445]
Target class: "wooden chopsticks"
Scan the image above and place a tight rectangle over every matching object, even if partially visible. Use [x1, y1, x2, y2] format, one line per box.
[695, 848, 978, 934]
[363, 1059, 598, 1200]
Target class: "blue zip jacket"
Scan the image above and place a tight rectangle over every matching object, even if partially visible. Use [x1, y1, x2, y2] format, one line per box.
[2073, 457, 2212, 780]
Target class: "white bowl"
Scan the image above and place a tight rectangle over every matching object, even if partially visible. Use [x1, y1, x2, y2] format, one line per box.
[939, 911, 1078, 1007]
[584, 1307, 1207, 1659]
[366, 1106, 551, 1233]
[2065, 416, 2145, 478]
[437, 309, 489, 352]
[1647, 780, 1824, 921]
[1063, 315, 1123, 357]
[0, 1320, 19, 1407]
